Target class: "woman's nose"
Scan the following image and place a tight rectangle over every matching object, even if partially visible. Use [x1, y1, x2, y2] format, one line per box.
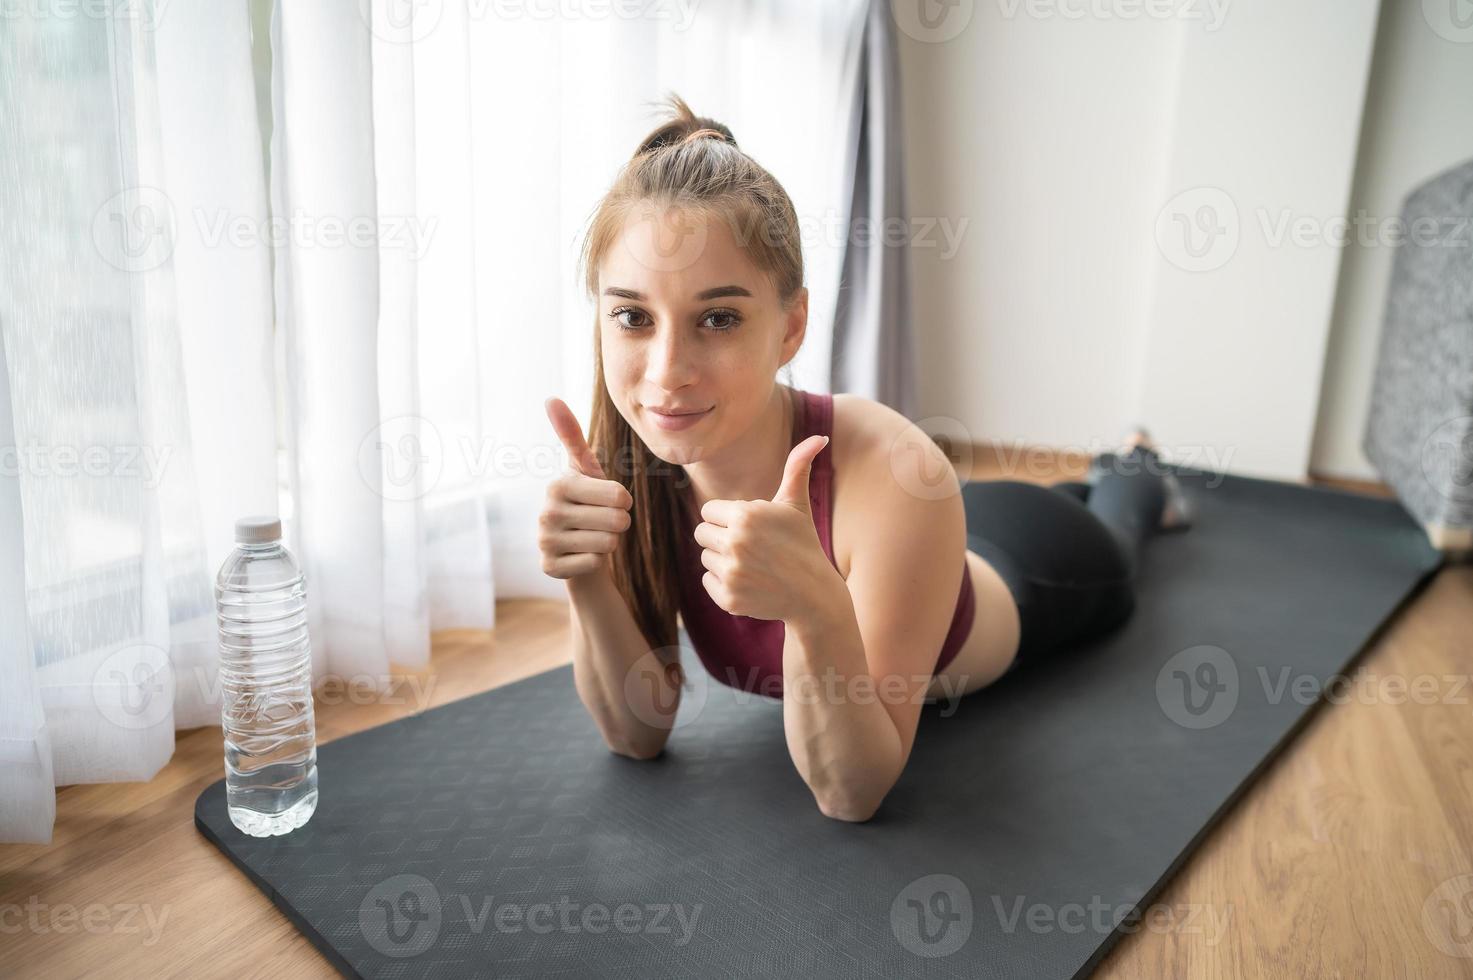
[644, 325, 697, 389]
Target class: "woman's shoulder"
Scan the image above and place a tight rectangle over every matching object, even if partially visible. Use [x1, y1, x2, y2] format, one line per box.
[829, 392, 958, 498]
[829, 392, 928, 466]
[825, 392, 961, 575]
[791, 385, 954, 486]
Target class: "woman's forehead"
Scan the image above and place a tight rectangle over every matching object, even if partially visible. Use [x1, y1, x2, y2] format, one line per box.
[600, 206, 769, 297]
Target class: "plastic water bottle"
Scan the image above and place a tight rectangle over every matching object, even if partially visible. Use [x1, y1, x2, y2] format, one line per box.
[215, 516, 318, 837]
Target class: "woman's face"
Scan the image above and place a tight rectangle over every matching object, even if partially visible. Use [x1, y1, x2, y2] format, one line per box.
[597, 203, 805, 465]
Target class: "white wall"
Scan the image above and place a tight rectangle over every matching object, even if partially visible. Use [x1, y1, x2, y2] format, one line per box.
[1135, 0, 1380, 480]
[1309, 1, 1473, 481]
[899, 0, 1382, 481]
[899, 8, 1181, 459]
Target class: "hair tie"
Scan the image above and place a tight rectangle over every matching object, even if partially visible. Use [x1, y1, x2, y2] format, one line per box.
[683, 127, 734, 146]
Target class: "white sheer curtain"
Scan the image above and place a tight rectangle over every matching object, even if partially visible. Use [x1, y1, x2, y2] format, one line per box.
[2, 4, 209, 840]
[0, 0, 868, 843]
[392, 0, 868, 601]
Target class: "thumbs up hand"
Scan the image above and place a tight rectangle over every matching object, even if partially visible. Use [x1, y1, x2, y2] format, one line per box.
[693, 434, 839, 622]
[538, 397, 634, 581]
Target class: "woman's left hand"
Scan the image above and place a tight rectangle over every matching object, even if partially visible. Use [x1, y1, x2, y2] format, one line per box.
[694, 434, 841, 624]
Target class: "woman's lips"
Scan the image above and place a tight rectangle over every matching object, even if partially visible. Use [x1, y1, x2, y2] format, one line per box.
[647, 406, 712, 431]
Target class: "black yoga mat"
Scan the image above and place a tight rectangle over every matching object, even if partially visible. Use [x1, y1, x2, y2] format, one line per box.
[196, 465, 1443, 979]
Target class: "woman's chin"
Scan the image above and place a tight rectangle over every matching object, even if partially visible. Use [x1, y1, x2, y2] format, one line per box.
[645, 440, 704, 467]
[619, 408, 711, 466]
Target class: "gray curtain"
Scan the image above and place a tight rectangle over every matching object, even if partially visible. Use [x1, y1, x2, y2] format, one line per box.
[830, 0, 919, 420]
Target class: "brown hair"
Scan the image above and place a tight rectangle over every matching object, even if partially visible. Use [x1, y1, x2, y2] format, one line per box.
[579, 93, 805, 656]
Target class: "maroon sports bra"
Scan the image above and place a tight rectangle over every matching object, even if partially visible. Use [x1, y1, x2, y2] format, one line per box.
[675, 388, 975, 698]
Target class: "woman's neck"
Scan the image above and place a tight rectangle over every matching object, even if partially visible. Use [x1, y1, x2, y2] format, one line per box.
[683, 383, 796, 513]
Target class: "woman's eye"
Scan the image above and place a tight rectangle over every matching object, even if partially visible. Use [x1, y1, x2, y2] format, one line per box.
[609, 308, 649, 330]
[702, 310, 740, 331]
[607, 307, 740, 332]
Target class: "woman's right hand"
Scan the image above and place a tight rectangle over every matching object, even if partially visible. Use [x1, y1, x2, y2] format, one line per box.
[540, 397, 634, 580]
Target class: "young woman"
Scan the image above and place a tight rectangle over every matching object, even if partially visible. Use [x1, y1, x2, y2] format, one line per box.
[539, 96, 1192, 823]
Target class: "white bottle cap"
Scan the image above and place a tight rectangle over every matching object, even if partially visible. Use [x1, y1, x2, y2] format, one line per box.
[235, 515, 283, 544]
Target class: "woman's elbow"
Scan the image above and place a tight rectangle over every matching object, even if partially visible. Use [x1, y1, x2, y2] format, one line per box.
[815, 788, 885, 823]
[606, 731, 667, 761]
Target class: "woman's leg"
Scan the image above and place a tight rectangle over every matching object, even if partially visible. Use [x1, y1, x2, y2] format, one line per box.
[963, 448, 1169, 668]
[1081, 449, 1168, 578]
[1049, 480, 1091, 503]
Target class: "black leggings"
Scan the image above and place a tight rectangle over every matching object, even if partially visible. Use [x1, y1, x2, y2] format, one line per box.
[962, 448, 1168, 669]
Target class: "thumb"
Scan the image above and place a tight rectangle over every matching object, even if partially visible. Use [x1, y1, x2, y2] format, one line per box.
[545, 396, 606, 479]
[773, 434, 829, 511]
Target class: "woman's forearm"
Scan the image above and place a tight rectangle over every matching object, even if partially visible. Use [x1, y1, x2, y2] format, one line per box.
[780, 584, 904, 821]
[566, 567, 681, 759]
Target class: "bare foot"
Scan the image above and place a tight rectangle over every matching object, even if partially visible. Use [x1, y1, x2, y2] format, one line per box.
[1117, 426, 1193, 530]
[1121, 426, 1159, 455]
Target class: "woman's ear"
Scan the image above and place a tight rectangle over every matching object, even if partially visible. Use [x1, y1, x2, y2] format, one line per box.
[781, 287, 809, 363]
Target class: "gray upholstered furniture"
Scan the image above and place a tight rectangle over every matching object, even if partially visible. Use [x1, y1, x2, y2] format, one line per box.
[1363, 158, 1473, 553]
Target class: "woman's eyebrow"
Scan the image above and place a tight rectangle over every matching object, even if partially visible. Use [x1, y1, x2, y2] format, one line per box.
[695, 285, 752, 300]
[601, 285, 753, 301]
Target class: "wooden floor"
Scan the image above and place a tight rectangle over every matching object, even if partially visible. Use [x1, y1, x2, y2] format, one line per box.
[2, 446, 1470, 978]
